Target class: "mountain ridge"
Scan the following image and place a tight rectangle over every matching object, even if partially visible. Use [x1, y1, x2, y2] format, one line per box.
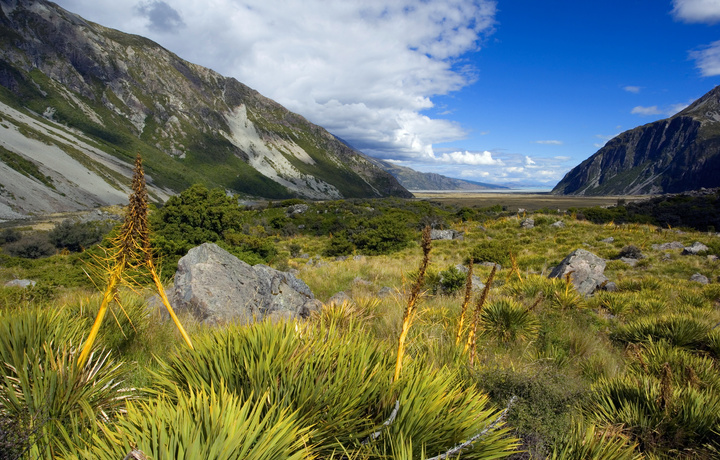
[552, 86, 720, 196]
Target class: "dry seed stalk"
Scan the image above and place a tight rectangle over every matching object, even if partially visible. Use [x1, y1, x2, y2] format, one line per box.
[508, 252, 523, 283]
[77, 155, 193, 368]
[393, 225, 432, 382]
[455, 258, 474, 346]
[465, 264, 497, 365]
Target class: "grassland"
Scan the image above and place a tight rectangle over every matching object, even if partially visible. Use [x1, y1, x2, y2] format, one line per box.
[1, 193, 720, 459]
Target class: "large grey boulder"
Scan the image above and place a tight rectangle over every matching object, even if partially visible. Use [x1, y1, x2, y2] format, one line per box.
[682, 242, 709, 255]
[170, 243, 321, 325]
[549, 249, 608, 296]
[430, 229, 464, 241]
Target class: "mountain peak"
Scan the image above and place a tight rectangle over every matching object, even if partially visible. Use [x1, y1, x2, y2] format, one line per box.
[552, 85, 720, 196]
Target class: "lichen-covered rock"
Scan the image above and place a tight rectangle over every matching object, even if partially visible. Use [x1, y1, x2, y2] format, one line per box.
[682, 242, 709, 255]
[690, 273, 710, 284]
[430, 229, 464, 240]
[520, 218, 535, 229]
[169, 243, 320, 325]
[652, 241, 685, 250]
[549, 249, 608, 296]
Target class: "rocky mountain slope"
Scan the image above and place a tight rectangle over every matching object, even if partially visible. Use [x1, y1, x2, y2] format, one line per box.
[552, 85, 720, 196]
[369, 158, 508, 191]
[0, 0, 411, 218]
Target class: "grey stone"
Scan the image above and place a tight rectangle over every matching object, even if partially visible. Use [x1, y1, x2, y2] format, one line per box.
[620, 257, 639, 267]
[4, 279, 35, 288]
[551, 221, 566, 228]
[652, 241, 685, 250]
[690, 273, 710, 284]
[378, 286, 394, 298]
[328, 291, 352, 306]
[454, 264, 485, 292]
[548, 249, 608, 296]
[286, 204, 309, 215]
[601, 237, 614, 243]
[682, 242, 709, 255]
[353, 255, 365, 261]
[169, 243, 320, 325]
[335, 256, 348, 262]
[601, 281, 618, 292]
[520, 218, 535, 229]
[430, 229, 464, 240]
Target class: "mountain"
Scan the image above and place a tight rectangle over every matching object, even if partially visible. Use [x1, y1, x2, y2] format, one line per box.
[552, 86, 720, 196]
[369, 158, 509, 191]
[0, 0, 411, 219]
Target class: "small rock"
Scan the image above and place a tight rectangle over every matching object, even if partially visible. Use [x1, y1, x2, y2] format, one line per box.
[601, 281, 618, 292]
[286, 204, 309, 215]
[600, 237, 614, 244]
[4, 279, 36, 288]
[328, 291, 352, 306]
[620, 257, 639, 267]
[353, 277, 371, 286]
[520, 218, 535, 229]
[709, 255, 719, 262]
[378, 286, 394, 298]
[353, 255, 365, 261]
[430, 229, 463, 240]
[690, 273, 710, 284]
[335, 256, 348, 262]
[682, 242, 709, 256]
[652, 241, 685, 250]
[551, 221, 566, 228]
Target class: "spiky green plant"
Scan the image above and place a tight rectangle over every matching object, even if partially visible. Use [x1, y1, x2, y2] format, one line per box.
[63, 385, 311, 460]
[611, 314, 711, 349]
[0, 308, 132, 457]
[584, 373, 720, 456]
[550, 422, 643, 460]
[480, 297, 540, 344]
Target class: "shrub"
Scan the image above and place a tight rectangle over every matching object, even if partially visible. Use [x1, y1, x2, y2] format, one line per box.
[352, 214, 412, 255]
[48, 219, 113, 252]
[322, 232, 355, 257]
[470, 239, 513, 266]
[439, 265, 466, 295]
[4, 234, 54, 258]
[0, 228, 21, 244]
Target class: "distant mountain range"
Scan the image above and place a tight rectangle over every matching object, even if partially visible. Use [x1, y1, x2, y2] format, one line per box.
[368, 158, 508, 191]
[0, 0, 422, 218]
[553, 85, 720, 196]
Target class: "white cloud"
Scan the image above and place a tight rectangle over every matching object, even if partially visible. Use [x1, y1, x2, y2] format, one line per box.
[533, 140, 563, 145]
[54, 0, 497, 161]
[432, 150, 504, 165]
[690, 40, 720, 76]
[631, 105, 663, 116]
[553, 156, 571, 161]
[631, 102, 691, 117]
[672, 0, 720, 23]
[525, 156, 536, 165]
[623, 85, 641, 93]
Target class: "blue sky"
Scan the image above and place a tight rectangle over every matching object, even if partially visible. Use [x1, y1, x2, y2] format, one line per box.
[53, 0, 720, 188]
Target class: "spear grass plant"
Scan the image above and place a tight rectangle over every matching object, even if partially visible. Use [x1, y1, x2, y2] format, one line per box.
[480, 297, 540, 345]
[78, 155, 192, 368]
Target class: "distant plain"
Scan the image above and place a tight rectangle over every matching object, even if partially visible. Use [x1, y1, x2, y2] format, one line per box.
[412, 191, 648, 212]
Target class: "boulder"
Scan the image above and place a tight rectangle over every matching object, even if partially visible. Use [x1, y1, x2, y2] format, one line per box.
[520, 218, 535, 229]
[548, 249, 608, 296]
[170, 243, 321, 325]
[682, 242, 709, 255]
[286, 204, 309, 215]
[690, 273, 710, 284]
[454, 264, 485, 292]
[430, 229, 464, 241]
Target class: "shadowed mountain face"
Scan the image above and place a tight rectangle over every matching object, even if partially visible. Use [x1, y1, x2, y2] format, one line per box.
[552, 86, 720, 196]
[0, 0, 411, 217]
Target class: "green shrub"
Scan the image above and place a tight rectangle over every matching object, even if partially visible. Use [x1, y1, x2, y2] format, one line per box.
[470, 239, 513, 266]
[352, 214, 412, 255]
[439, 265, 466, 295]
[48, 219, 113, 252]
[0, 228, 21, 244]
[4, 233, 54, 258]
[322, 232, 355, 257]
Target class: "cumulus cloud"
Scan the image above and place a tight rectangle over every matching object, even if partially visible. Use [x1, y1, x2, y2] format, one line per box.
[623, 85, 641, 93]
[672, 0, 720, 23]
[525, 156, 536, 165]
[54, 0, 497, 161]
[135, 1, 185, 33]
[432, 150, 504, 165]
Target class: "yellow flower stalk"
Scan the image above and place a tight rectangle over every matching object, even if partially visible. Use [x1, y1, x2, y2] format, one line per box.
[77, 155, 193, 368]
[393, 225, 432, 382]
[455, 258, 474, 346]
[465, 264, 497, 365]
